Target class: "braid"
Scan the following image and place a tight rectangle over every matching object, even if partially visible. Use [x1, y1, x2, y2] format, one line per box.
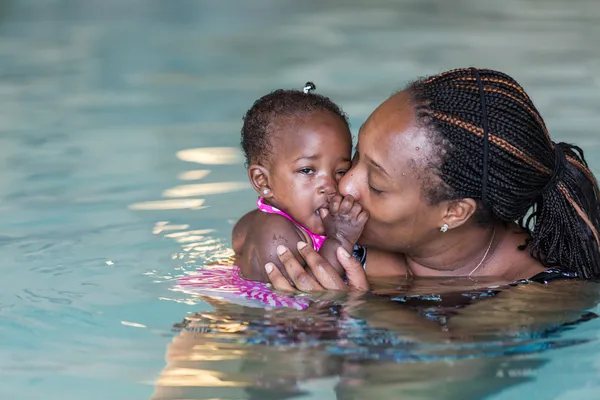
[409, 68, 600, 278]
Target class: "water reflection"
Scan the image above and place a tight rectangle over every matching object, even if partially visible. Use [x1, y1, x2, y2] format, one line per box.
[162, 182, 249, 198]
[177, 170, 211, 181]
[129, 198, 206, 210]
[176, 147, 244, 165]
[154, 279, 600, 399]
[129, 146, 247, 268]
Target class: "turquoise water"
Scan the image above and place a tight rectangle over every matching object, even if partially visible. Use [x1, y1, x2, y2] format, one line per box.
[2, 0, 600, 399]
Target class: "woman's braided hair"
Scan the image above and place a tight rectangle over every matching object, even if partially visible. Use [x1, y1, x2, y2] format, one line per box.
[408, 68, 600, 278]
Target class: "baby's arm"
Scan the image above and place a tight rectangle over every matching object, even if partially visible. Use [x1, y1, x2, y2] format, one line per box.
[318, 240, 349, 277]
[237, 213, 309, 283]
[318, 195, 368, 277]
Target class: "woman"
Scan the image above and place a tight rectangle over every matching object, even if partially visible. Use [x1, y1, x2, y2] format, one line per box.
[159, 68, 600, 399]
[265, 67, 600, 292]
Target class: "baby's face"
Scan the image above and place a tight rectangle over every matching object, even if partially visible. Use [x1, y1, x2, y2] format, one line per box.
[267, 111, 352, 235]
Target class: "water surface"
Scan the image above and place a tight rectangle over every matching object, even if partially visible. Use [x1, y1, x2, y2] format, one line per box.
[1, 0, 600, 399]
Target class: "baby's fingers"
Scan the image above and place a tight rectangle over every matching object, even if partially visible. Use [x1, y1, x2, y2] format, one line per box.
[329, 195, 342, 215]
[339, 195, 355, 214]
[349, 201, 363, 220]
[319, 208, 333, 227]
[356, 209, 369, 226]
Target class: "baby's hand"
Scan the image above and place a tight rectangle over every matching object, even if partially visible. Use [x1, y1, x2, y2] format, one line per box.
[320, 194, 368, 245]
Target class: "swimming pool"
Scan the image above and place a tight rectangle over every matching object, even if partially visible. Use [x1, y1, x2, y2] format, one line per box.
[2, 0, 600, 399]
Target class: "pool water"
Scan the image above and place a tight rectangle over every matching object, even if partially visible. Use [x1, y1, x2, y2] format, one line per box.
[1, 0, 600, 399]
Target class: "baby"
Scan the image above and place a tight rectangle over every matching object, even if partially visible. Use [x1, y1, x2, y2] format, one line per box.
[233, 83, 368, 283]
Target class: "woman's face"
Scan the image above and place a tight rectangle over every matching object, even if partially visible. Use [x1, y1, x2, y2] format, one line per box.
[338, 91, 447, 254]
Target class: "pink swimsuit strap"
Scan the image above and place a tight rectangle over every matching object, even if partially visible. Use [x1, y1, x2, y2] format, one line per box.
[256, 197, 326, 251]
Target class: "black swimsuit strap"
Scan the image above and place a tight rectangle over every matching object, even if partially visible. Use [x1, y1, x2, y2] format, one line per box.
[352, 244, 368, 267]
[529, 268, 579, 284]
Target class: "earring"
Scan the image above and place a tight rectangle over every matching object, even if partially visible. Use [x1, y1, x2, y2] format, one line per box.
[263, 189, 269, 195]
[440, 223, 449, 233]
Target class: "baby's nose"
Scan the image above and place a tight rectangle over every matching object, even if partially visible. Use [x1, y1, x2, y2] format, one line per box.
[318, 175, 337, 196]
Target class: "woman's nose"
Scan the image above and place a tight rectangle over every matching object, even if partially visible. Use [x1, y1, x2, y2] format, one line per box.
[338, 169, 360, 200]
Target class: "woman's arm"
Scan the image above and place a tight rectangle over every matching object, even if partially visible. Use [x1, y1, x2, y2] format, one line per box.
[265, 242, 370, 291]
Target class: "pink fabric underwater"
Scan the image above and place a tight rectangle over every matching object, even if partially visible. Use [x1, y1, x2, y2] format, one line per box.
[177, 265, 309, 310]
[175, 197, 326, 310]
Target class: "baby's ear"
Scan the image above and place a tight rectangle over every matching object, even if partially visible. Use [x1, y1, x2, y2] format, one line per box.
[248, 164, 273, 198]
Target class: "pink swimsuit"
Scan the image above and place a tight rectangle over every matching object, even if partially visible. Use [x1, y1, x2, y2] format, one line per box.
[256, 197, 326, 250]
[176, 198, 327, 310]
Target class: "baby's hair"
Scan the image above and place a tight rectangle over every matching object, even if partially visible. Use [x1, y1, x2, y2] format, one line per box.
[241, 82, 349, 167]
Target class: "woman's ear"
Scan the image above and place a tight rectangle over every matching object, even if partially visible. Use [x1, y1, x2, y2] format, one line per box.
[441, 198, 478, 230]
[248, 164, 273, 199]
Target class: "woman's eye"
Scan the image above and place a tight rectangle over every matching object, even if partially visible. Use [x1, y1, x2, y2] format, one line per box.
[298, 168, 314, 175]
[369, 183, 383, 195]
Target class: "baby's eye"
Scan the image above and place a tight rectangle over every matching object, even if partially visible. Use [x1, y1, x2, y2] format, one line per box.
[298, 168, 315, 175]
[336, 169, 348, 176]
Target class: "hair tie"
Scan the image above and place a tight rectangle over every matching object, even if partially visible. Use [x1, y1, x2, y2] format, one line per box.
[303, 82, 316, 94]
[471, 68, 490, 204]
[540, 142, 568, 195]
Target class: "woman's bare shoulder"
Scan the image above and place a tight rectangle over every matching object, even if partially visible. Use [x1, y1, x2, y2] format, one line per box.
[498, 225, 547, 281]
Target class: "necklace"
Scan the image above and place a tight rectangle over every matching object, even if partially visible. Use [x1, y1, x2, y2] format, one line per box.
[468, 228, 496, 277]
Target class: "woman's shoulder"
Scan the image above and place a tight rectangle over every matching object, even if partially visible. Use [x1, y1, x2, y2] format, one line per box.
[494, 224, 547, 281]
[499, 228, 578, 283]
[502, 227, 579, 283]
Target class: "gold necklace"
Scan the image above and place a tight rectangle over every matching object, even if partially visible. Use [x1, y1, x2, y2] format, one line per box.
[468, 228, 496, 277]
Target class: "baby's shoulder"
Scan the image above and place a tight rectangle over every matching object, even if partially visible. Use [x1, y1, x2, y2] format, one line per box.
[247, 212, 307, 243]
[232, 209, 260, 255]
[238, 212, 311, 281]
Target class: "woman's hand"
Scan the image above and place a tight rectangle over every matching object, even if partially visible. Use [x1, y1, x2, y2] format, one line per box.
[265, 241, 369, 292]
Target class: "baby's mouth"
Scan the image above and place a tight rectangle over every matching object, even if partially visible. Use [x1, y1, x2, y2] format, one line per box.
[315, 203, 329, 216]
